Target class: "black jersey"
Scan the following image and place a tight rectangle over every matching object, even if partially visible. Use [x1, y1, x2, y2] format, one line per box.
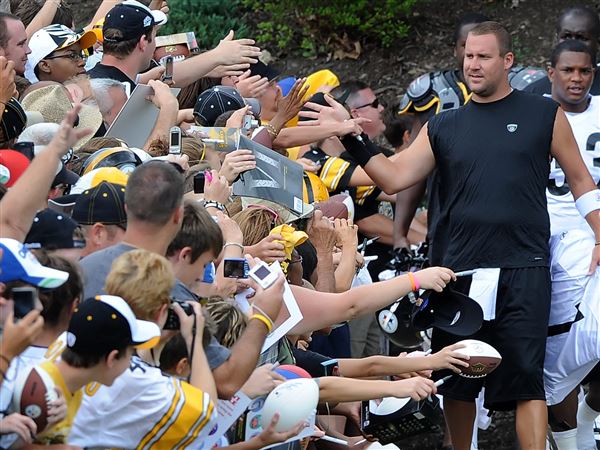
[303, 147, 388, 221]
[426, 89, 558, 270]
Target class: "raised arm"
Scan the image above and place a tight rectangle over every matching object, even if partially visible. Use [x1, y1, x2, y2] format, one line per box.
[172, 31, 261, 88]
[211, 275, 286, 398]
[0, 105, 90, 241]
[343, 124, 436, 195]
[551, 107, 600, 273]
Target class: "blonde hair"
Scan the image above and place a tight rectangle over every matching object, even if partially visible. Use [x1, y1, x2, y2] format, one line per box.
[232, 208, 284, 246]
[204, 299, 247, 349]
[105, 249, 175, 320]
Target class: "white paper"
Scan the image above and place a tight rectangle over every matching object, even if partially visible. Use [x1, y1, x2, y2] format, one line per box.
[234, 262, 304, 354]
[203, 391, 252, 448]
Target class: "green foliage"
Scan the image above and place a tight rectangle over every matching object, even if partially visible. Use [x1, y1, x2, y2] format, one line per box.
[158, 0, 249, 49]
[241, 0, 419, 55]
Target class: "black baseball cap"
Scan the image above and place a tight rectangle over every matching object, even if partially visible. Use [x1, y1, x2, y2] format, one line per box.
[25, 208, 86, 250]
[103, 0, 167, 43]
[249, 60, 280, 81]
[72, 181, 127, 228]
[66, 295, 160, 356]
[193, 86, 246, 126]
[411, 285, 483, 336]
[0, 98, 27, 142]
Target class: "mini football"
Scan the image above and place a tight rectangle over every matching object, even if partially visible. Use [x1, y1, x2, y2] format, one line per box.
[316, 197, 348, 220]
[455, 339, 502, 378]
[12, 366, 58, 432]
[276, 364, 312, 380]
[261, 378, 319, 432]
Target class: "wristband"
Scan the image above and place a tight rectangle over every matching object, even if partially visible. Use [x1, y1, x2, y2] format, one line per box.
[251, 303, 274, 327]
[223, 242, 244, 252]
[340, 133, 379, 167]
[251, 314, 273, 333]
[203, 200, 225, 212]
[575, 189, 600, 218]
[407, 272, 420, 291]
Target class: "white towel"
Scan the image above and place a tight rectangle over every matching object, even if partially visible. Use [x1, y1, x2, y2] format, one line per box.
[468, 268, 501, 321]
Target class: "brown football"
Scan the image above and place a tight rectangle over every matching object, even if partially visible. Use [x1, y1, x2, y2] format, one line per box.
[455, 339, 502, 378]
[12, 366, 58, 432]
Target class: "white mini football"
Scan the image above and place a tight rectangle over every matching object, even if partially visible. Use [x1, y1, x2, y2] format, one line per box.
[260, 378, 319, 432]
[455, 339, 502, 378]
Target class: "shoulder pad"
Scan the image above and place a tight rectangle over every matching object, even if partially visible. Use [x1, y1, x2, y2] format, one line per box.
[509, 66, 547, 91]
[406, 73, 432, 101]
[431, 72, 463, 112]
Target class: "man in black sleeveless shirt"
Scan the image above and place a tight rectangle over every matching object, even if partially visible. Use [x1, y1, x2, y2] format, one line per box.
[340, 21, 600, 450]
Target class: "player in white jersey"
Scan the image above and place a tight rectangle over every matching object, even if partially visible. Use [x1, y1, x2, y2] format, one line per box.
[543, 40, 600, 450]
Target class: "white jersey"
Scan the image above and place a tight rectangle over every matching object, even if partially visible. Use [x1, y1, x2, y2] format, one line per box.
[547, 95, 600, 235]
[68, 354, 217, 449]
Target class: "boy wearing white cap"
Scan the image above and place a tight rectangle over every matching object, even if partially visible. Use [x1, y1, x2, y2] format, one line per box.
[25, 24, 97, 83]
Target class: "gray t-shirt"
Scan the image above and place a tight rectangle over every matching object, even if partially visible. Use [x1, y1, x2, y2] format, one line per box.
[80, 244, 231, 369]
[80, 242, 136, 299]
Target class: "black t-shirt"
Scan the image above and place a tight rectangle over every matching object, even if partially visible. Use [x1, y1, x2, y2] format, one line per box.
[87, 63, 137, 94]
[524, 63, 600, 95]
[426, 89, 558, 270]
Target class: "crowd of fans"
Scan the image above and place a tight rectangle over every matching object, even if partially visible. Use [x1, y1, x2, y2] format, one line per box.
[0, 1, 599, 450]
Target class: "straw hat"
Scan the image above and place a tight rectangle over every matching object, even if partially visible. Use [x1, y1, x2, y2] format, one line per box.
[21, 85, 102, 149]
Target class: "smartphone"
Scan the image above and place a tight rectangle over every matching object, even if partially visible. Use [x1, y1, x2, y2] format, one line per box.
[169, 126, 181, 155]
[163, 301, 194, 330]
[193, 172, 205, 194]
[12, 287, 37, 320]
[162, 55, 174, 85]
[248, 262, 278, 289]
[223, 258, 249, 279]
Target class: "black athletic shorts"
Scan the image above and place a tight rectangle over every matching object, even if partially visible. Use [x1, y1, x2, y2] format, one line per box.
[431, 267, 551, 411]
[583, 362, 600, 384]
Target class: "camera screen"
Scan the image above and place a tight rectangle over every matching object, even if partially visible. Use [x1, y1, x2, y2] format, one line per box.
[224, 259, 246, 278]
[170, 130, 179, 146]
[253, 265, 271, 280]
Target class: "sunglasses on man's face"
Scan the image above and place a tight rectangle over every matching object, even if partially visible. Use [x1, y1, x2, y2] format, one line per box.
[354, 98, 381, 110]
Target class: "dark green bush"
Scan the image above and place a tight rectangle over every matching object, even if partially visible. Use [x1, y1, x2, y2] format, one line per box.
[242, 0, 419, 55]
[158, 0, 249, 50]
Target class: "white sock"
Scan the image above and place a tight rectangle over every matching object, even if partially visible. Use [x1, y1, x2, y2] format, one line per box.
[552, 429, 578, 450]
[577, 398, 600, 450]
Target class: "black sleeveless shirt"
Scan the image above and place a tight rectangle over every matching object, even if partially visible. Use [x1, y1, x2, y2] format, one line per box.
[426, 89, 558, 270]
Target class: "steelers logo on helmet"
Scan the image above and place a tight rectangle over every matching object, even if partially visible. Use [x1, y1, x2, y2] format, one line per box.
[81, 147, 143, 176]
[302, 172, 329, 204]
